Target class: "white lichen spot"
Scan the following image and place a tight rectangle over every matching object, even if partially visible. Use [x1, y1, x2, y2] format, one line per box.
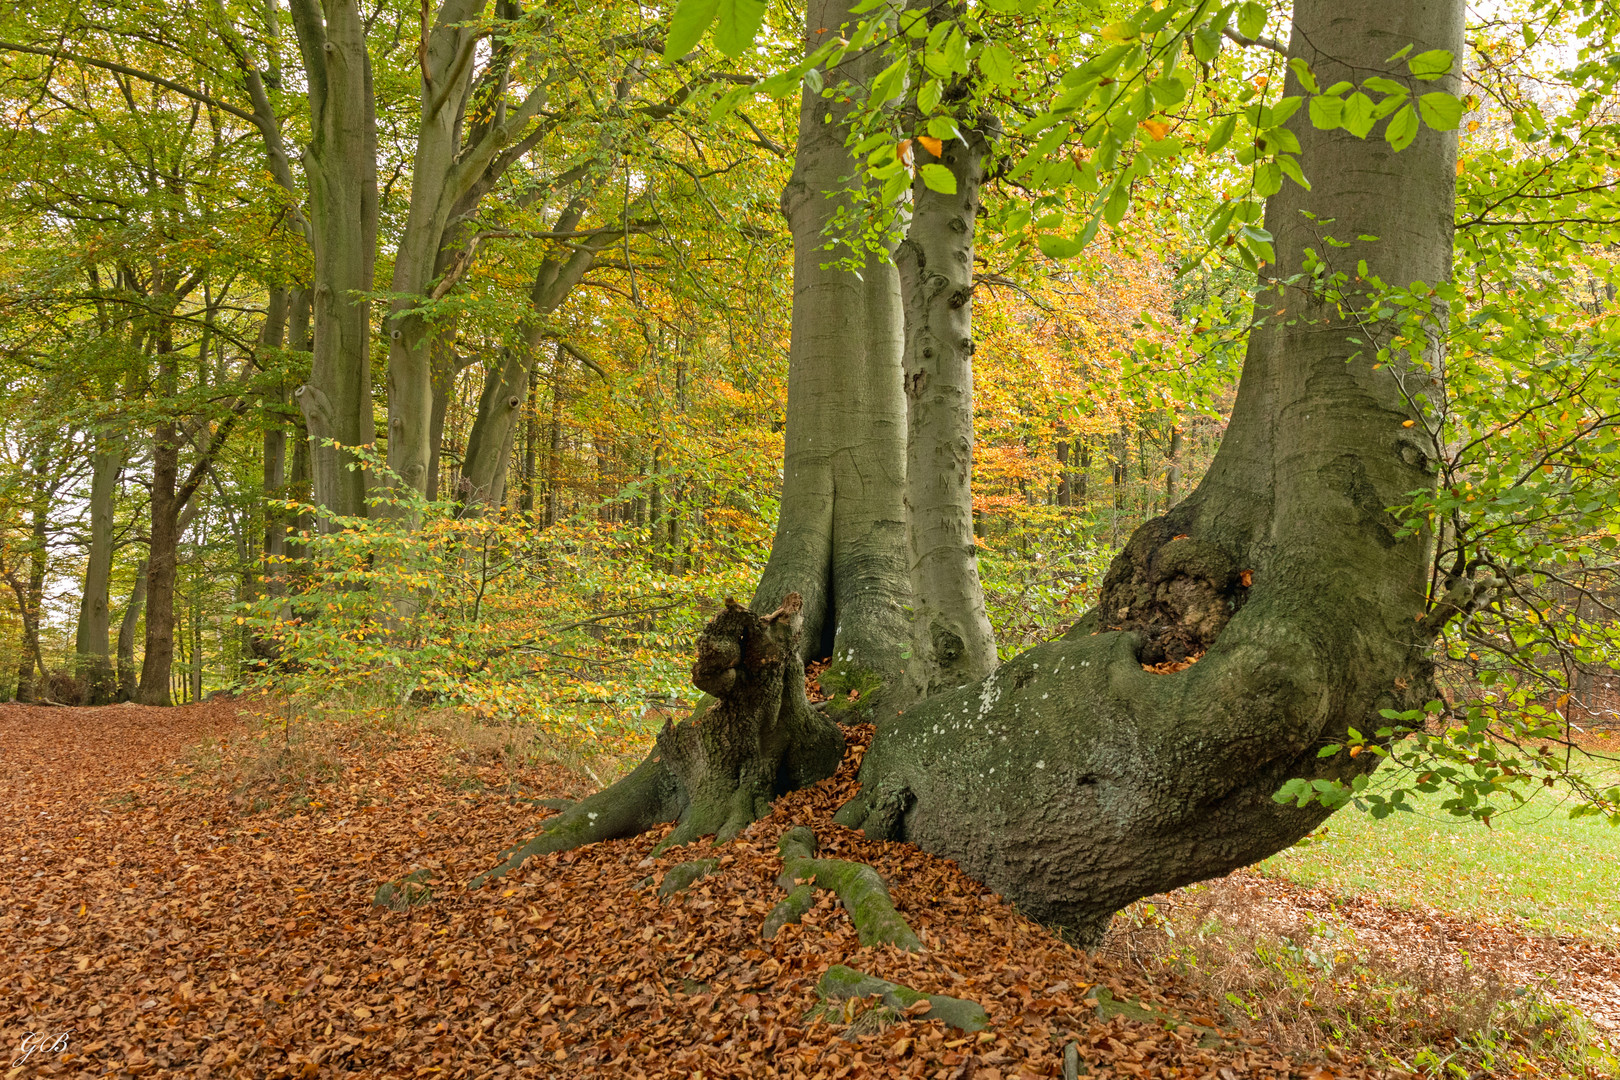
[1041, 693, 1049, 700]
[1035, 760, 1046, 769]
[587, 812, 598, 821]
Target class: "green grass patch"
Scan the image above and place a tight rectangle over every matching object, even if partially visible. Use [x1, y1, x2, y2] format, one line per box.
[1260, 764, 1620, 940]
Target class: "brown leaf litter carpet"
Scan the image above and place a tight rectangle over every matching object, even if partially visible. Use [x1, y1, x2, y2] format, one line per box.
[0, 701, 1608, 1078]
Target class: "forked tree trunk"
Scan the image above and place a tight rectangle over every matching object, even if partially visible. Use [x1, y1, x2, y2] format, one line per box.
[833, 0, 1463, 942]
[899, 106, 998, 690]
[752, 0, 914, 716]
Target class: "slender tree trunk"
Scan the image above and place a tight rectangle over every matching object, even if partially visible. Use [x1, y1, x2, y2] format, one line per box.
[116, 559, 147, 702]
[898, 99, 997, 688]
[1166, 425, 1184, 509]
[753, 0, 914, 714]
[138, 347, 182, 706]
[545, 346, 565, 527]
[460, 348, 529, 513]
[835, 0, 1463, 942]
[262, 287, 291, 600]
[1055, 429, 1072, 508]
[11, 450, 51, 702]
[521, 369, 538, 518]
[75, 433, 122, 703]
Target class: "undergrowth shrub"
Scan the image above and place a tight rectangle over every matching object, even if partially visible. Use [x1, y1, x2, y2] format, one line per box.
[238, 448, 768, 748]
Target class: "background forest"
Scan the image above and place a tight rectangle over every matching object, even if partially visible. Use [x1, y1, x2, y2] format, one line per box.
[0, 0, 1617, 833]
[0, 0, 1224, 725]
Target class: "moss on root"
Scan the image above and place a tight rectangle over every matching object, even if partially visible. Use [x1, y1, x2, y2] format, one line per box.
[812, 964, 988, 1034]
[764, 826, 921, 951]
[657, 858, 721, 899]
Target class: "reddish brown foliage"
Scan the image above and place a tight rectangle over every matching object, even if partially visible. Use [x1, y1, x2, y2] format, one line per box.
[0, 701, 1576, 1078]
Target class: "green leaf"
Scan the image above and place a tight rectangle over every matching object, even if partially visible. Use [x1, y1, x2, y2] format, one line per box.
[1037, 232, 1085, 259]
[1191, 24, 1221, 63]
[1206, 113, 1239, 153]
[1289, 58, 1319, 95]
[1386, 102, 1419, 151]
[1419, 90, 1464, 130]
[1103, 179, 1130, 225]
[663, 0, 720, 59]
[711, 0, 768, 58]
[1236, 1, 1265, 39]
[1277, 153, 1309, 189]
[919, 163, 957, 194]
[1309, 94, 1343, 130]
[1317, 744, 1342, 758]
[1363, 75, 1408, 97]
[1343, 91, 1376, 138]
[1408, 48, 1454, 80]
[980, 43, 1016, 87]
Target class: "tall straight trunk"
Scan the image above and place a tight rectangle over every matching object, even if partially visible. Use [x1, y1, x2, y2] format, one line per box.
[521, 369, 538, 518]
[1055, 428, 1072, 507]
[1165, 425, 1184, 509]
[460, 348, 529, 512]
[75, 432, 122, 703]
[898, 97, 997, 688]
[262, 287, 291, 598]
[190, 586, 203, 701]
[753, 0, 914, 714]
[425, 333, 461, 502]
[289, 0, 378, 525]
[545, 352, 564, 527]
[116, 559, 147, 702]
[10, 450, 50, 703]
[138, 345, 182, 706]
[837, 0, 1463, 942]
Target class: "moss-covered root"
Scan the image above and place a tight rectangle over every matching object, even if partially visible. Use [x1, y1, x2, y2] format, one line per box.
[763, 826, 922, 951]
[762, 884, 816, 939]
[813, 964, 988, 1033]
[468, 754, 681, 889]
[657, 858, 720, 900]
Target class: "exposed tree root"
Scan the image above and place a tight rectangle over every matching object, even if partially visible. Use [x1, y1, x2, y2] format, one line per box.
[811, 964, 987, 1034]
[657, 858, 720, 900]
[762, 826, 921, 951]
[471, 594, 845, 888]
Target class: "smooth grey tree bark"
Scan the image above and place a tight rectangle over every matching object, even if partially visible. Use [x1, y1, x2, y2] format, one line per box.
[116, 558, 147, 703]
[287, 0, 377, 525]
[752, 0, 914, 716]
[75, 430, 123, 703]
[834, 0, 1464, 942]
[899, 108, 998, 690]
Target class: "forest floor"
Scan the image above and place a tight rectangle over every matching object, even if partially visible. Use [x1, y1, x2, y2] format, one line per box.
[1, 699, 1615, 1079]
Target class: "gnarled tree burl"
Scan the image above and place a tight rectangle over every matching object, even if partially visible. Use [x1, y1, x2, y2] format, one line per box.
[477, 0, 1463, 944]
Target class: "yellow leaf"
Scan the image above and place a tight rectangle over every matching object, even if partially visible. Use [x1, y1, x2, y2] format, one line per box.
[1402, 419, 1415, 427]
[917, 135, 943, 157]
[1140, 119, 1169, 141]
[1100, 21, 1134, 41]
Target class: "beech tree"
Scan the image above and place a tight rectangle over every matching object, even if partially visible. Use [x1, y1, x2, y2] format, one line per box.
[479, 0, 1471, 942]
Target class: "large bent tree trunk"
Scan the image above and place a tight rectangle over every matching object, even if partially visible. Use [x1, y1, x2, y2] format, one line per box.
[751, 0, 915, 717]
[834, 0, 1463, 942]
